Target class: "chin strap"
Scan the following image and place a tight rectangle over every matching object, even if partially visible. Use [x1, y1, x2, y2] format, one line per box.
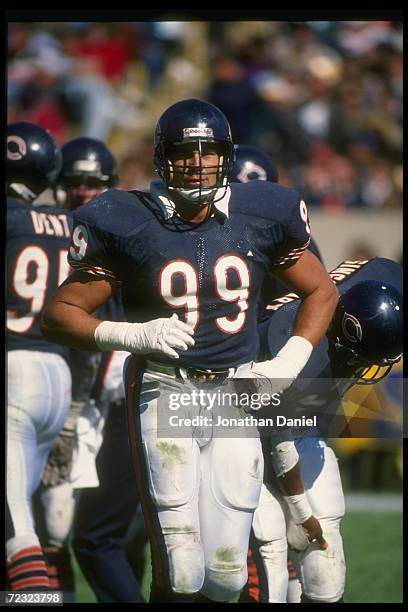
[168, 175, 229, 206]
[168, 185, 217, 204]
[8, 182, 37, 203]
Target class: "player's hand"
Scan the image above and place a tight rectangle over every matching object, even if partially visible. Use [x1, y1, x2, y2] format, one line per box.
[287, 515, 327, 552]
[249, 358, 296, 395]
[250, 336, 313, 394]
[95, 314, 195, 357]
[301, 515, 328, 550]
[129, 313, 195, 359]
[42, 429, 76, 487]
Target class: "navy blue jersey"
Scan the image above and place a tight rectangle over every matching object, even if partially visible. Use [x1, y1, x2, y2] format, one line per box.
[257, 257, 403, 436]
[68, 181, 311, 369]
[7, 198, 73, 358]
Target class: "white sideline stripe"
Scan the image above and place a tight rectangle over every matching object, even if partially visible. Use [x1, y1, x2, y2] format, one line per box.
[345, 493, 403, 513]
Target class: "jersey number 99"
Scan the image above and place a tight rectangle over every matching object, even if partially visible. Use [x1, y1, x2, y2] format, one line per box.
[160, 255, 250, 334]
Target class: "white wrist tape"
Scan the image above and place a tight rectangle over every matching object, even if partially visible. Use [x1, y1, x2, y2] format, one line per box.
[94, 321, 143, 352]
[275, 335, 313, 379]
[284, 493, 313, 525]
[269, 431, 299, 478]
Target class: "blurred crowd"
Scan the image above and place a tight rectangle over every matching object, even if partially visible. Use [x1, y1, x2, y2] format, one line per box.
[8, 20, 402, 209]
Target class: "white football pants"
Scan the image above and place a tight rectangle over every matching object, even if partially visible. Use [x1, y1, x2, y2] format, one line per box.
[7, 350, 72, 560]
[126, 358, 264, 602]
[252, 437, 346, 603]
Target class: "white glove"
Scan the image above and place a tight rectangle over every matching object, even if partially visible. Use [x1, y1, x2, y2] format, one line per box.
[94, 314, 195, 359]
[250, 335, 313, 394]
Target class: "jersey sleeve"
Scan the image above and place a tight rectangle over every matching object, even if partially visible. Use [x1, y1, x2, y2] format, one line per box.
[67, 217, 119, 281]
[269, 198, 311, 270]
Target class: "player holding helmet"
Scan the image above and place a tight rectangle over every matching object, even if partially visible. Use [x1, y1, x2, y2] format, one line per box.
[42, 98, 338, 602]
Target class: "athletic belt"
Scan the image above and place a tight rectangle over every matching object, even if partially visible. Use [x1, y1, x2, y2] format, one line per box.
[145, 360, 252, 384]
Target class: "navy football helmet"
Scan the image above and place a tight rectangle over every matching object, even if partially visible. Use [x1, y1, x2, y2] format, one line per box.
[57, 137, 118, 209]
[6, 121, 62, 202]
[59, 137, 118, 187]
[229, 144, 279, 184]
[331, 280, 402, 383]
[154, 98, 235, 204]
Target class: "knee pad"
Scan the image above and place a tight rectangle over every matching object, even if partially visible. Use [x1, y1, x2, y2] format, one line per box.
[299, 527, 345, 603]
[143, 439, 197, 508]
[210, 438, 263, 512]
[201, 552, 247, 602]
[163, 531, 205, 594]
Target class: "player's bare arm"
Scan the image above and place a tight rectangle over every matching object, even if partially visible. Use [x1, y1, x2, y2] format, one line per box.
[42, 271, 195, 358]
[41, 271, 115, 350]
[251, 250, 338, 389]
[274, 250, 339, 347]
[276, 460, 327, 551]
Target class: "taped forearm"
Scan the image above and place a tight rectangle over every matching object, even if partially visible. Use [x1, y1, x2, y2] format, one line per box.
[270, 435, 313, 525]
[251, 335, 313, 381]
[283, 492, 312, 524]
[274, 335, 313, 378]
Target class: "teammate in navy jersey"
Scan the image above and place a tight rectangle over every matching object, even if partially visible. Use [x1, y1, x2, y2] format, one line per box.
[230, 143, 323, 601]
[42, 98, 338, 603]
[34, 137, 145, 602]
[242, 257, 402, 603]
[6, 122, 72, 591]
[58, 137, 144, 602]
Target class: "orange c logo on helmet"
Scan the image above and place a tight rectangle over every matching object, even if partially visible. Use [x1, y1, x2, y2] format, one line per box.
[342, 312, 363, 344]
[7, 135, 27, 160]
[237, 161, 267, 183]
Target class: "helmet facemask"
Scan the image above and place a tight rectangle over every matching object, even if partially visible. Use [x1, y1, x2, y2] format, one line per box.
[155, 138, 234, 207]
[331, 340, 401, 385]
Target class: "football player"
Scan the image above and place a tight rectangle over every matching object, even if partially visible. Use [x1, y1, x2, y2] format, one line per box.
[56, 136, 118, 211]
[230, 143, 315, 602]
[245, 257, 402, 603]
[6, 122, 72, 590]
[41, 98, 339, 602]
[36, 137, 145, 602]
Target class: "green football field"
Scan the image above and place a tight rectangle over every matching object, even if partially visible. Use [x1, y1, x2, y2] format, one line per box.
[73, 508, 403, 604]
